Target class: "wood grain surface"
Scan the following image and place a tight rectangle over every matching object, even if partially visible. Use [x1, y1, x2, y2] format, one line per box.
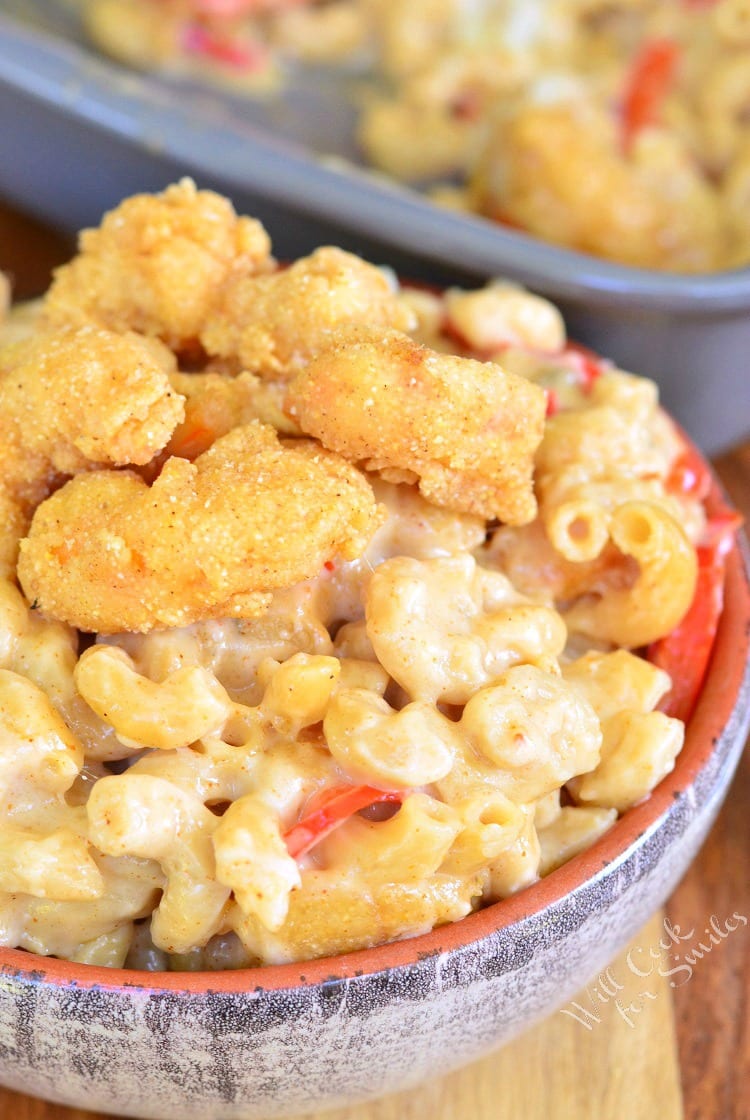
[0, 201, 747, 1120]
[667, 447, 750, 1120]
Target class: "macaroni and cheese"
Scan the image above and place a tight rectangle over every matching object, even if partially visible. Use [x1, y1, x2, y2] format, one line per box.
[81, 0, 750, 272]
[0, 181, 731, 971]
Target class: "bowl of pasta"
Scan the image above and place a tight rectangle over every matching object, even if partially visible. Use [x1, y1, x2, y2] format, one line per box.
[0, 181, 748, 1120]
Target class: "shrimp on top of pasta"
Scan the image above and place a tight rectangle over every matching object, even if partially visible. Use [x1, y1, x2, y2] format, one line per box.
[0, 180, 737, 971]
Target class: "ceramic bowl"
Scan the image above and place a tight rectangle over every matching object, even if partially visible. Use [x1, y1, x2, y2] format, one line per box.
[0, 479, 748, 1120]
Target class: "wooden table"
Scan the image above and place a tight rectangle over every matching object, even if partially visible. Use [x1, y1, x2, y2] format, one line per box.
[0, 202, 748, 1120]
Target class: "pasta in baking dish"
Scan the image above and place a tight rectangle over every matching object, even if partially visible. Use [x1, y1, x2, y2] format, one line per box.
[80, 0, 750, 272]
[0, 181, 737, 971]
[359, 0, 750, 272]
[81, 0, 374, 92]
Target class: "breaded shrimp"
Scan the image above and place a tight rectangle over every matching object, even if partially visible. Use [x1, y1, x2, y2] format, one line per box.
[18, 422, 381, 634]
[0, 325, 183, 575]
[285, 328, 546, 523]
[43, 179, 273, 350]
[164, 369, 298, 462]
[200, 246, 416, 380]
[0, 325, 183, 511]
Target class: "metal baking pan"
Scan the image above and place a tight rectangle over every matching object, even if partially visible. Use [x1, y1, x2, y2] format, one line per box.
[0, 2, 748, 453]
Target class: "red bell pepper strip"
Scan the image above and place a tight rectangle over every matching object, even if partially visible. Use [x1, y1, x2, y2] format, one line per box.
[193, 0, 261, 15]
[665, 443, 713, 502]
[181, 23, 269, 70]
[560, 342, 604, 393]
[484, 205, 526, 233]
[544, 345, 603, 418]
[621, 40, 680, 152]
[191, 0, 308, 16]
[545, 388, 560, 418]
[647, 513, 742, 722]
[284, 784, 405, 859]
[700, 509, 743, 548]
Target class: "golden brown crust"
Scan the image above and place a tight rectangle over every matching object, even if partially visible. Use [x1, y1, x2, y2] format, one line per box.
[200, 246, 415, 380]
[43, 179, 273, 349]
[18, 423, 382, 633]
[0, 325, 183, 510]
[285, 328, 545, 523]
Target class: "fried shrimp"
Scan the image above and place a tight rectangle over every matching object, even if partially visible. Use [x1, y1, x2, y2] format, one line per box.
[0, 325, 182, 504]
[164, 369, 298, 462]
[285, 328, 545, 523]
[18, 422, 381, 634]
[43, 180, 273, 350]
[200, 246, 416, 380]
[0, 325, 184, 574]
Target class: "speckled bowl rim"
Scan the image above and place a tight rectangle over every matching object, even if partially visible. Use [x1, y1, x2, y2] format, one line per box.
[1, 471, 748, 997]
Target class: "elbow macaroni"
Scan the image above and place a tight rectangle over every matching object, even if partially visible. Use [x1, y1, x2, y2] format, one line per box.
[0, 188, 712, 969]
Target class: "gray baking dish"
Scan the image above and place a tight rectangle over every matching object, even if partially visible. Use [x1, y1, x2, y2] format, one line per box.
[0, 2, 748, 453]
